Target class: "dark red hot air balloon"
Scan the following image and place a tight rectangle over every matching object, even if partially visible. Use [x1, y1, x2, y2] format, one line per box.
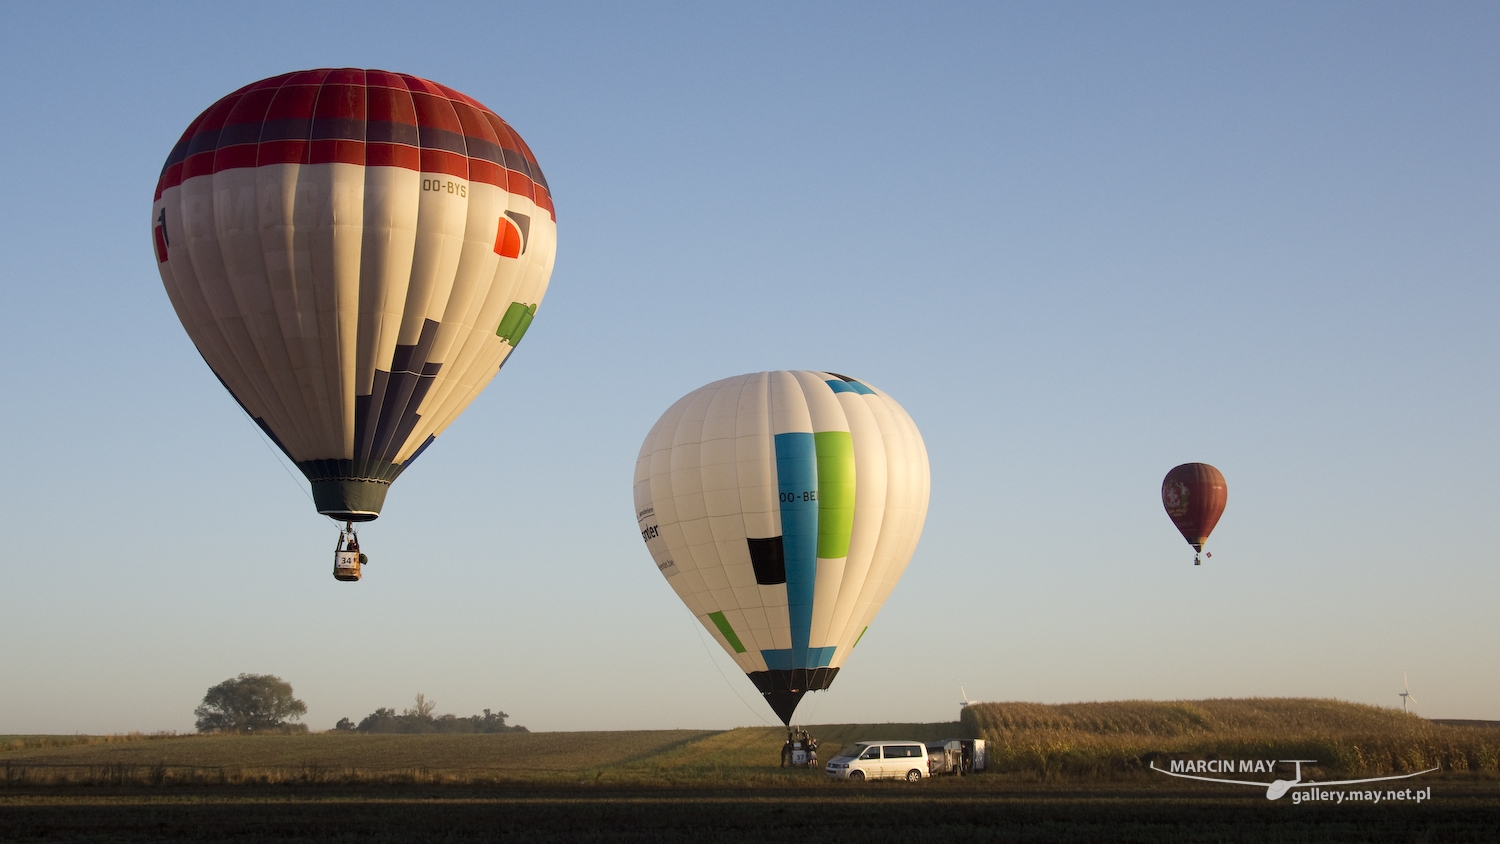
[1162, 463, 1227, 565]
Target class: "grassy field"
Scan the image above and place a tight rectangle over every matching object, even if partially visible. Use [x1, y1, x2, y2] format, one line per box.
[962, 698, 1500, 779]
[4, 702, 1499, 842]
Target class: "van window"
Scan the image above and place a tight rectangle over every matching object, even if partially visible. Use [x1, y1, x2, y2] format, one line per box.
[858, 745, 880, 760]
[886, 745, 922, 758]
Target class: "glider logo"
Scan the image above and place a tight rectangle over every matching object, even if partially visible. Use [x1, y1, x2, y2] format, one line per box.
[494, 211, 531, 259]
[1162, 481, 1190, 518]
[1150, 758, 1437, 802]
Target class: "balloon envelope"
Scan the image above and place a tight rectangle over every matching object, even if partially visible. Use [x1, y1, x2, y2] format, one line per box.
[634, 371, 930, 724]
[152, 69, 556, 520]
[1161, 463, 1227, 551]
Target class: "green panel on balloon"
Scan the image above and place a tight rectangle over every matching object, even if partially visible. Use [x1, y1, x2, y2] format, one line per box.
[814, 431, 856, 559]
[708, 611, 747, 653]
[496, 302, 537, 346]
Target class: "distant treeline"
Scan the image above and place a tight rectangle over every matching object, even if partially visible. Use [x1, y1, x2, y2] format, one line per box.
[334, 695, 527, 734]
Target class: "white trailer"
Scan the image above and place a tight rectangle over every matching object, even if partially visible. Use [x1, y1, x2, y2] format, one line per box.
[924, 739, 987, 775]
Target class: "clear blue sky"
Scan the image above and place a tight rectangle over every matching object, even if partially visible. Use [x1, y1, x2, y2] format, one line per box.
[0, 1, 1495, 733]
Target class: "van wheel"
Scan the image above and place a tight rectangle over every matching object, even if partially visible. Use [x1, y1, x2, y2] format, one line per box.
[906, 769, 922, 782]
[849, 770, 864, 781]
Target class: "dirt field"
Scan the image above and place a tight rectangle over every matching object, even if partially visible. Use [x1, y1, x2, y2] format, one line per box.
[3, 780, 1499, 843]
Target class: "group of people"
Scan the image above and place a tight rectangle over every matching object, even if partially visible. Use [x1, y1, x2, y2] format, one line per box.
[779, 728, 819, 768]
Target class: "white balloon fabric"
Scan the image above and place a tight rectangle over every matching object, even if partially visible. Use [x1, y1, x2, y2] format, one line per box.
[634, 371, 930, 723]
[152, 69, 556, 520]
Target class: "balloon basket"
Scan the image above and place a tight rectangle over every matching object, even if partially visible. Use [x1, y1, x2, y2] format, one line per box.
[334, 551, 361, 581]
[333, 524, 364, 582]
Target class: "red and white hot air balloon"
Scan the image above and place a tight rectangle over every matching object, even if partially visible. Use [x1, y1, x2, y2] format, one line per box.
[152, 69, 556, 579]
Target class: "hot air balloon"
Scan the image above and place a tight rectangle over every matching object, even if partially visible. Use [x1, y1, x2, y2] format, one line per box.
[634, 371, 930, 724]
[152, 69, 556, 580]
[1161, 463, 1227, 565]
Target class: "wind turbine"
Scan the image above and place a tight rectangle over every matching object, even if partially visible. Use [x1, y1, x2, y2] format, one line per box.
[960, 682, 974, 708]
[1399, 671, 1419, 714]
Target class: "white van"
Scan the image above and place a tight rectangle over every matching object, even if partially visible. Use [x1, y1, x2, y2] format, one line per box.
[824, 740, 929, 781]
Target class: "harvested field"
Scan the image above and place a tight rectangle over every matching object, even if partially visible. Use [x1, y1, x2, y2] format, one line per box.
[0, 730, 716, 786]
[0, 725, 971, 788]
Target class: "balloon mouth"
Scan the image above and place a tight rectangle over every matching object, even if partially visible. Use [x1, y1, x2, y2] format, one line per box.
[750, 667, 840, 725]
[763, 691, 809, 726]
[311, 479, 385, 521]
[298, 459, 406, 520]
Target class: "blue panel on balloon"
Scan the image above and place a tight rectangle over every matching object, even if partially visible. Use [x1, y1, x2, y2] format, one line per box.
[761, 649, 795, 670]
[774, 432, 818, 663]
[760, 646, 838, 671]
[826, 379, 874, 395]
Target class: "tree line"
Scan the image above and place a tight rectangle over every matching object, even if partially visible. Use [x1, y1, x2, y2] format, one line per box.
[194, 676, 524, 734]
[334, 693, 527, 734]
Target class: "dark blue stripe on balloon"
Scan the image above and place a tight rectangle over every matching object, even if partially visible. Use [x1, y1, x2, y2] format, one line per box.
[402, 434, 436, 467]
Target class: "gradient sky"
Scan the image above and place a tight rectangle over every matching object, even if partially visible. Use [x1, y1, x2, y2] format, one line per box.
[0, 2, 1495, 734]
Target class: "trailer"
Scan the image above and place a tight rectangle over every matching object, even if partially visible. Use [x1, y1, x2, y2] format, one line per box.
[924, 739, 987, 775]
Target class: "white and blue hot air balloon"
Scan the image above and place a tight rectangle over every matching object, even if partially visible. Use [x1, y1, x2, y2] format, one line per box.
[634, 371, 930, 724]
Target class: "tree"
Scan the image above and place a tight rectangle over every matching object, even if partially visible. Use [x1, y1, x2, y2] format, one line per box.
[194, 673, 308, 734]
[406, 693, 437, 719]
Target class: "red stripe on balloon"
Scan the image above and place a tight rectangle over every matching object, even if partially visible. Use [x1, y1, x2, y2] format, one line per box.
[257, 139, 307, 166]
[157, 70, 554, 214]
[213, 144, 258, 172]
[535, 186, 555, 221]
[309, 139, 366, 166]
[157, 162, 183, 199]
[467, 158, 505, 188]
[420, 148, 468, 179]
[182, 150, 216, 180]
[506, 169, 534, 199]
[366, 143, 421, 169]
